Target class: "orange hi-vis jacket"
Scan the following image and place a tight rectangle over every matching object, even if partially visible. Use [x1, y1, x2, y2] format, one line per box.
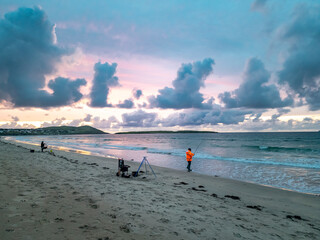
[186, 150, 195, 162]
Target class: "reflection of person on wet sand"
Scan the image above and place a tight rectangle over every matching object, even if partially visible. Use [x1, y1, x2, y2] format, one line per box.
[41, 141, 47, 152]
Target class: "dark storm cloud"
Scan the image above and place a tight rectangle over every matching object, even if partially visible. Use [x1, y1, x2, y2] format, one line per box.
[0, 7, 85, 108]
[120, 110, 158, 127]
[89, 61, 119, 107]
[133, 89, 143, 99]
[9, 76, 86, 108]
[45, 77, 86, 106]
[219, 58, 293, 109]
[149, 58, 215, 109]
[277, 5, 320, 111]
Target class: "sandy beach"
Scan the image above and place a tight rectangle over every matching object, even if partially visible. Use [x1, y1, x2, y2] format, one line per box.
[0, 138, 319, 240]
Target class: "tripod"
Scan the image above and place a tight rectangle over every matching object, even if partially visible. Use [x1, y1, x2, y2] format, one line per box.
[135, 156, 157, 178]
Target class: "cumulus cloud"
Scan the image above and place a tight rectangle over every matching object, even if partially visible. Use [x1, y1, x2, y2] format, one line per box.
[0, 116, 20, 128]
[83, 114, 92, 122]
[89, 61, 119, 107]
[252, 112, 263, 122]
[161, 108, 252, 127]
[271, 108, 290, 121]
[117, 99, 134, 109]
[277, 5, 320, 111]
[240, 115, 320, 132]
[133, 89, 143, 99]
[149, 58, 215, 109]
[219, 58, 293, 109]
[39, 114, 118, 130]
[116, 89, 144, 108]
[117, 107, 251, 129]
[120, 110, 158, 127]
[0, 7, 86, 108]
[91, 116, 119, 129]
[11, 116, 19, 122]
[41, 117, 66, 127]
[0, 122, 36, 129]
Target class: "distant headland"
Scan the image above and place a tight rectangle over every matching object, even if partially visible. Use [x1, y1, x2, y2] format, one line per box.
[115, 130, 217, 134]
[0, 126, 106, 136]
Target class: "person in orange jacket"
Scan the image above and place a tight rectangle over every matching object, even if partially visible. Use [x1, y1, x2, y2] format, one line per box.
[186, 148, 195, 172]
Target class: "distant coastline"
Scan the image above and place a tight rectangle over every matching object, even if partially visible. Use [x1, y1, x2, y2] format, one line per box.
[115, 130, 217, 134]
[0, 127, 219, 136]
[0, 126, 106, 136]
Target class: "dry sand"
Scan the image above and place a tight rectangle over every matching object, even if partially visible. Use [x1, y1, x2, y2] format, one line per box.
[0, 138, 319, 240]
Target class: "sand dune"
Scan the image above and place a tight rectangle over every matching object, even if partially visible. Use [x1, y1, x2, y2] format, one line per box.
[0, 138, 319, 240]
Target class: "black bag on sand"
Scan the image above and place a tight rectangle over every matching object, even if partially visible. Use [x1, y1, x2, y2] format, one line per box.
[122, 173, 130, 178]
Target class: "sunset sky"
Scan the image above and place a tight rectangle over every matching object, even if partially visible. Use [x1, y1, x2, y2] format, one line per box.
[0, 0, 319, 132]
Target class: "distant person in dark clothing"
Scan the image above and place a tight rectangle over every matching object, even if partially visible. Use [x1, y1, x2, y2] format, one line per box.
[41, 141, 47, 152]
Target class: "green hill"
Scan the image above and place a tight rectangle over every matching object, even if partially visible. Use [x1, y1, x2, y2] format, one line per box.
[0, 126, 107, 135]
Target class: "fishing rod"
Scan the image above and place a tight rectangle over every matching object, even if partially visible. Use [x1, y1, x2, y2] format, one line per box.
[194, 140, 203, 154]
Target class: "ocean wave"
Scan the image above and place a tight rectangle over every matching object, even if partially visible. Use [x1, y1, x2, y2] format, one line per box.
[210, 156, 320, 169]
[242, 144, 319, 154]
[146, 147, 320, 169]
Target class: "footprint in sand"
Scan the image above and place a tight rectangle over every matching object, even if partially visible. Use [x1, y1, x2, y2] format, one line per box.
[174, 181, 189, 186]
[224, 195, 241, 200]
[79, 224, 97, 231]
[211, 193, 218, 198]
[247, 205, 263, 211]
[90, 204, 99, 209]
[119, 224, 131, 233]
[158, 218, 170, 223]
[286, 215, 305, 221]
[190, 187, 207, 192]
[108, 214, 117, 219]
[54, 217, 64, 222]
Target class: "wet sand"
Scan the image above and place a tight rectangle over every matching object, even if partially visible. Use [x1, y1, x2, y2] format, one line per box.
[0, 138, 319, 240]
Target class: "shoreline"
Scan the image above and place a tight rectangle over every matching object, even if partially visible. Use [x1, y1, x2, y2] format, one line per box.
[4, 136, 319, 196]
[1, 138, 319, 239]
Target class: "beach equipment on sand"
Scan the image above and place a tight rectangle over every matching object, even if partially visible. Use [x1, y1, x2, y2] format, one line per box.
[134, 156, 157, 178]
[117, 158, 130, 178]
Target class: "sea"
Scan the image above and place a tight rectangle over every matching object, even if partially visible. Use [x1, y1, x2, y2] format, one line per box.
[7, 132, 320, 194]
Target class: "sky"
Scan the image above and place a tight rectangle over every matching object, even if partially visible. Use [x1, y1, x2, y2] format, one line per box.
[0, 0, 319, 132]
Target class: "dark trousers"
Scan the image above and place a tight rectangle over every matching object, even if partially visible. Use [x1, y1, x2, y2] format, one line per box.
[187, 161, 192, 171]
